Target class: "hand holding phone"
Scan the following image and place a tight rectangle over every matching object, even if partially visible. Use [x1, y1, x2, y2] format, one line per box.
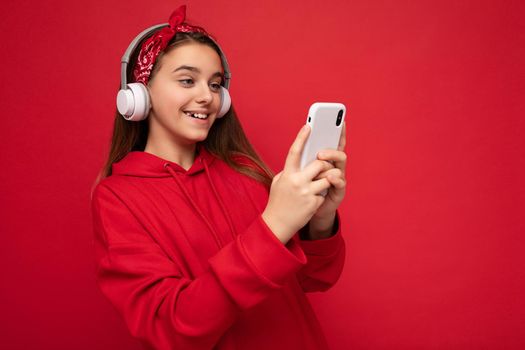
[300, 102, 346, 195]
[300, 102, 346, 169]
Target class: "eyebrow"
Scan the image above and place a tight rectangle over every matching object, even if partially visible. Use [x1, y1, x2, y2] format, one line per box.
[172, 65, 223, 79]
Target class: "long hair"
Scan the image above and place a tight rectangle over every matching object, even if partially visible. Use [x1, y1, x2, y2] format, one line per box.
[93, 31, 274, 191]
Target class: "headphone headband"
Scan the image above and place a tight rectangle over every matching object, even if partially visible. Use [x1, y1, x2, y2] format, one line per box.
[120, 23, 232, 90]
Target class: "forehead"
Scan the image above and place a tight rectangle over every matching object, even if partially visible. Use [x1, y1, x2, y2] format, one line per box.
[161, 42, 223, 73]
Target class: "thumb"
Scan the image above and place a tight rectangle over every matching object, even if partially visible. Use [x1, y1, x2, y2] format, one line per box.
[272, 171, 283, 183]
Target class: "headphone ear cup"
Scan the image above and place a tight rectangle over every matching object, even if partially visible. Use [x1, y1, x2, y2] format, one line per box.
[216, 86, 231, 118]
[116, 83, 150, 121]
[116, 88, 135, 117]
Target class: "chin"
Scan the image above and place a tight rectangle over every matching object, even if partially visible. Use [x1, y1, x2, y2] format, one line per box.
[184, 130, 211, 143]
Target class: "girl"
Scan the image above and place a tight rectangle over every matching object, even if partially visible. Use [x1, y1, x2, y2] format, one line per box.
[91, 5, 348, 350]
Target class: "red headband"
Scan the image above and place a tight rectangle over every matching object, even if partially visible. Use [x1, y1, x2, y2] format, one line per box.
[133, 5, 213, 85]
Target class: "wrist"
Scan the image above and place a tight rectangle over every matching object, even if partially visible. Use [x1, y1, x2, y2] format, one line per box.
[308, 212, 336, 240]
[261, 211, 294, 244]
[310, 212, 336, 231]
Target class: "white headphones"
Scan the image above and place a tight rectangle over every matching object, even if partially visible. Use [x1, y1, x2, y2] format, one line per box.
[116, 24, 232, 121]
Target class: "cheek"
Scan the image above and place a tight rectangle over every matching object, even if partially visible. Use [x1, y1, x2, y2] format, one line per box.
[213, 92, 223, 107]
[153, 89, 187, 110]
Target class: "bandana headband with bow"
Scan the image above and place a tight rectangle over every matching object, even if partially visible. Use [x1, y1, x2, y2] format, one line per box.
[133, 5, 213, 85]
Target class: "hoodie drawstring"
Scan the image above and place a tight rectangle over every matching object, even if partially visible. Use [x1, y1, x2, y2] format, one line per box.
[164, 163, 225, 249]
[202, 160, 238, 240]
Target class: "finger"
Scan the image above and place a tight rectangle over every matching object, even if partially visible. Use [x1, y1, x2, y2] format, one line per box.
[326, 174, 346, 190]
[310, 177, 332, 195]
[284, 124, 311, 172]
[302, 159, 335, 181]
[338, 122, 346, 151]
[272, 171, 283, 183]
[314, 169, 346, 194]
[317, 149, 346, 163]
[317, 150, 347, 175]
[313, 168, 342, 181]
[315, 194, 327, 209]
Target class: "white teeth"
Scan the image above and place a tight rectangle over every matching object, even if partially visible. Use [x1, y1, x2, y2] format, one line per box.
[184, 111, 208, 119]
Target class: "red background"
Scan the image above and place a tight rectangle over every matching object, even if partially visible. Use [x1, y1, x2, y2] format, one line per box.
[1, 0, 524, 349]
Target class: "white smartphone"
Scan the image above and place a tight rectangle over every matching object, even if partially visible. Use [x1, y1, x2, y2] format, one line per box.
[300, 102, 346, 195]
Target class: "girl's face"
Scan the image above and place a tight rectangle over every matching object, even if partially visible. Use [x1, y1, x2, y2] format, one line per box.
[146, 42, 224, 147]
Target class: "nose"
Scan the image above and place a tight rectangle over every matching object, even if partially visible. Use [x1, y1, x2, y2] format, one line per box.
[195, 82, 213, 105]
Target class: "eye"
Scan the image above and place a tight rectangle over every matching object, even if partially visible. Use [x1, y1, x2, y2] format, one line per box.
[210, 82, 221, 92]
[179, 79, 194, 86]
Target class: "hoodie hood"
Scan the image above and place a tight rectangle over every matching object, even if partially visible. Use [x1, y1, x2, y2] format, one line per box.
[112, 144, 236, 246]
[112, 144, 216, 178]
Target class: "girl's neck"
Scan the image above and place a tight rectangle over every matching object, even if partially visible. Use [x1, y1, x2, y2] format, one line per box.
[144, 139, 197, 171]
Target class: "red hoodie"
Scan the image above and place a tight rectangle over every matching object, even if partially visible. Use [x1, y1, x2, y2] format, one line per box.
[91, 146, 346, 350]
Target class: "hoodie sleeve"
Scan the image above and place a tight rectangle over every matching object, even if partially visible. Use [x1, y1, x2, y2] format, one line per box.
[91, 184, 307, 350]
[295, 210, 346, 293]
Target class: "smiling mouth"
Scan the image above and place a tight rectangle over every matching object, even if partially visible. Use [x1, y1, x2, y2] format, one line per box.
[184, 111, 209, 120]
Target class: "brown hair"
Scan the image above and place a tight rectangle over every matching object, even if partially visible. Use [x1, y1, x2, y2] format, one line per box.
[92, 31, 274, 191]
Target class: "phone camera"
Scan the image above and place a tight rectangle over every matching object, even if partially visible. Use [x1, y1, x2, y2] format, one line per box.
[336, 110, 343, 126]
[308, 116, 311, 123]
